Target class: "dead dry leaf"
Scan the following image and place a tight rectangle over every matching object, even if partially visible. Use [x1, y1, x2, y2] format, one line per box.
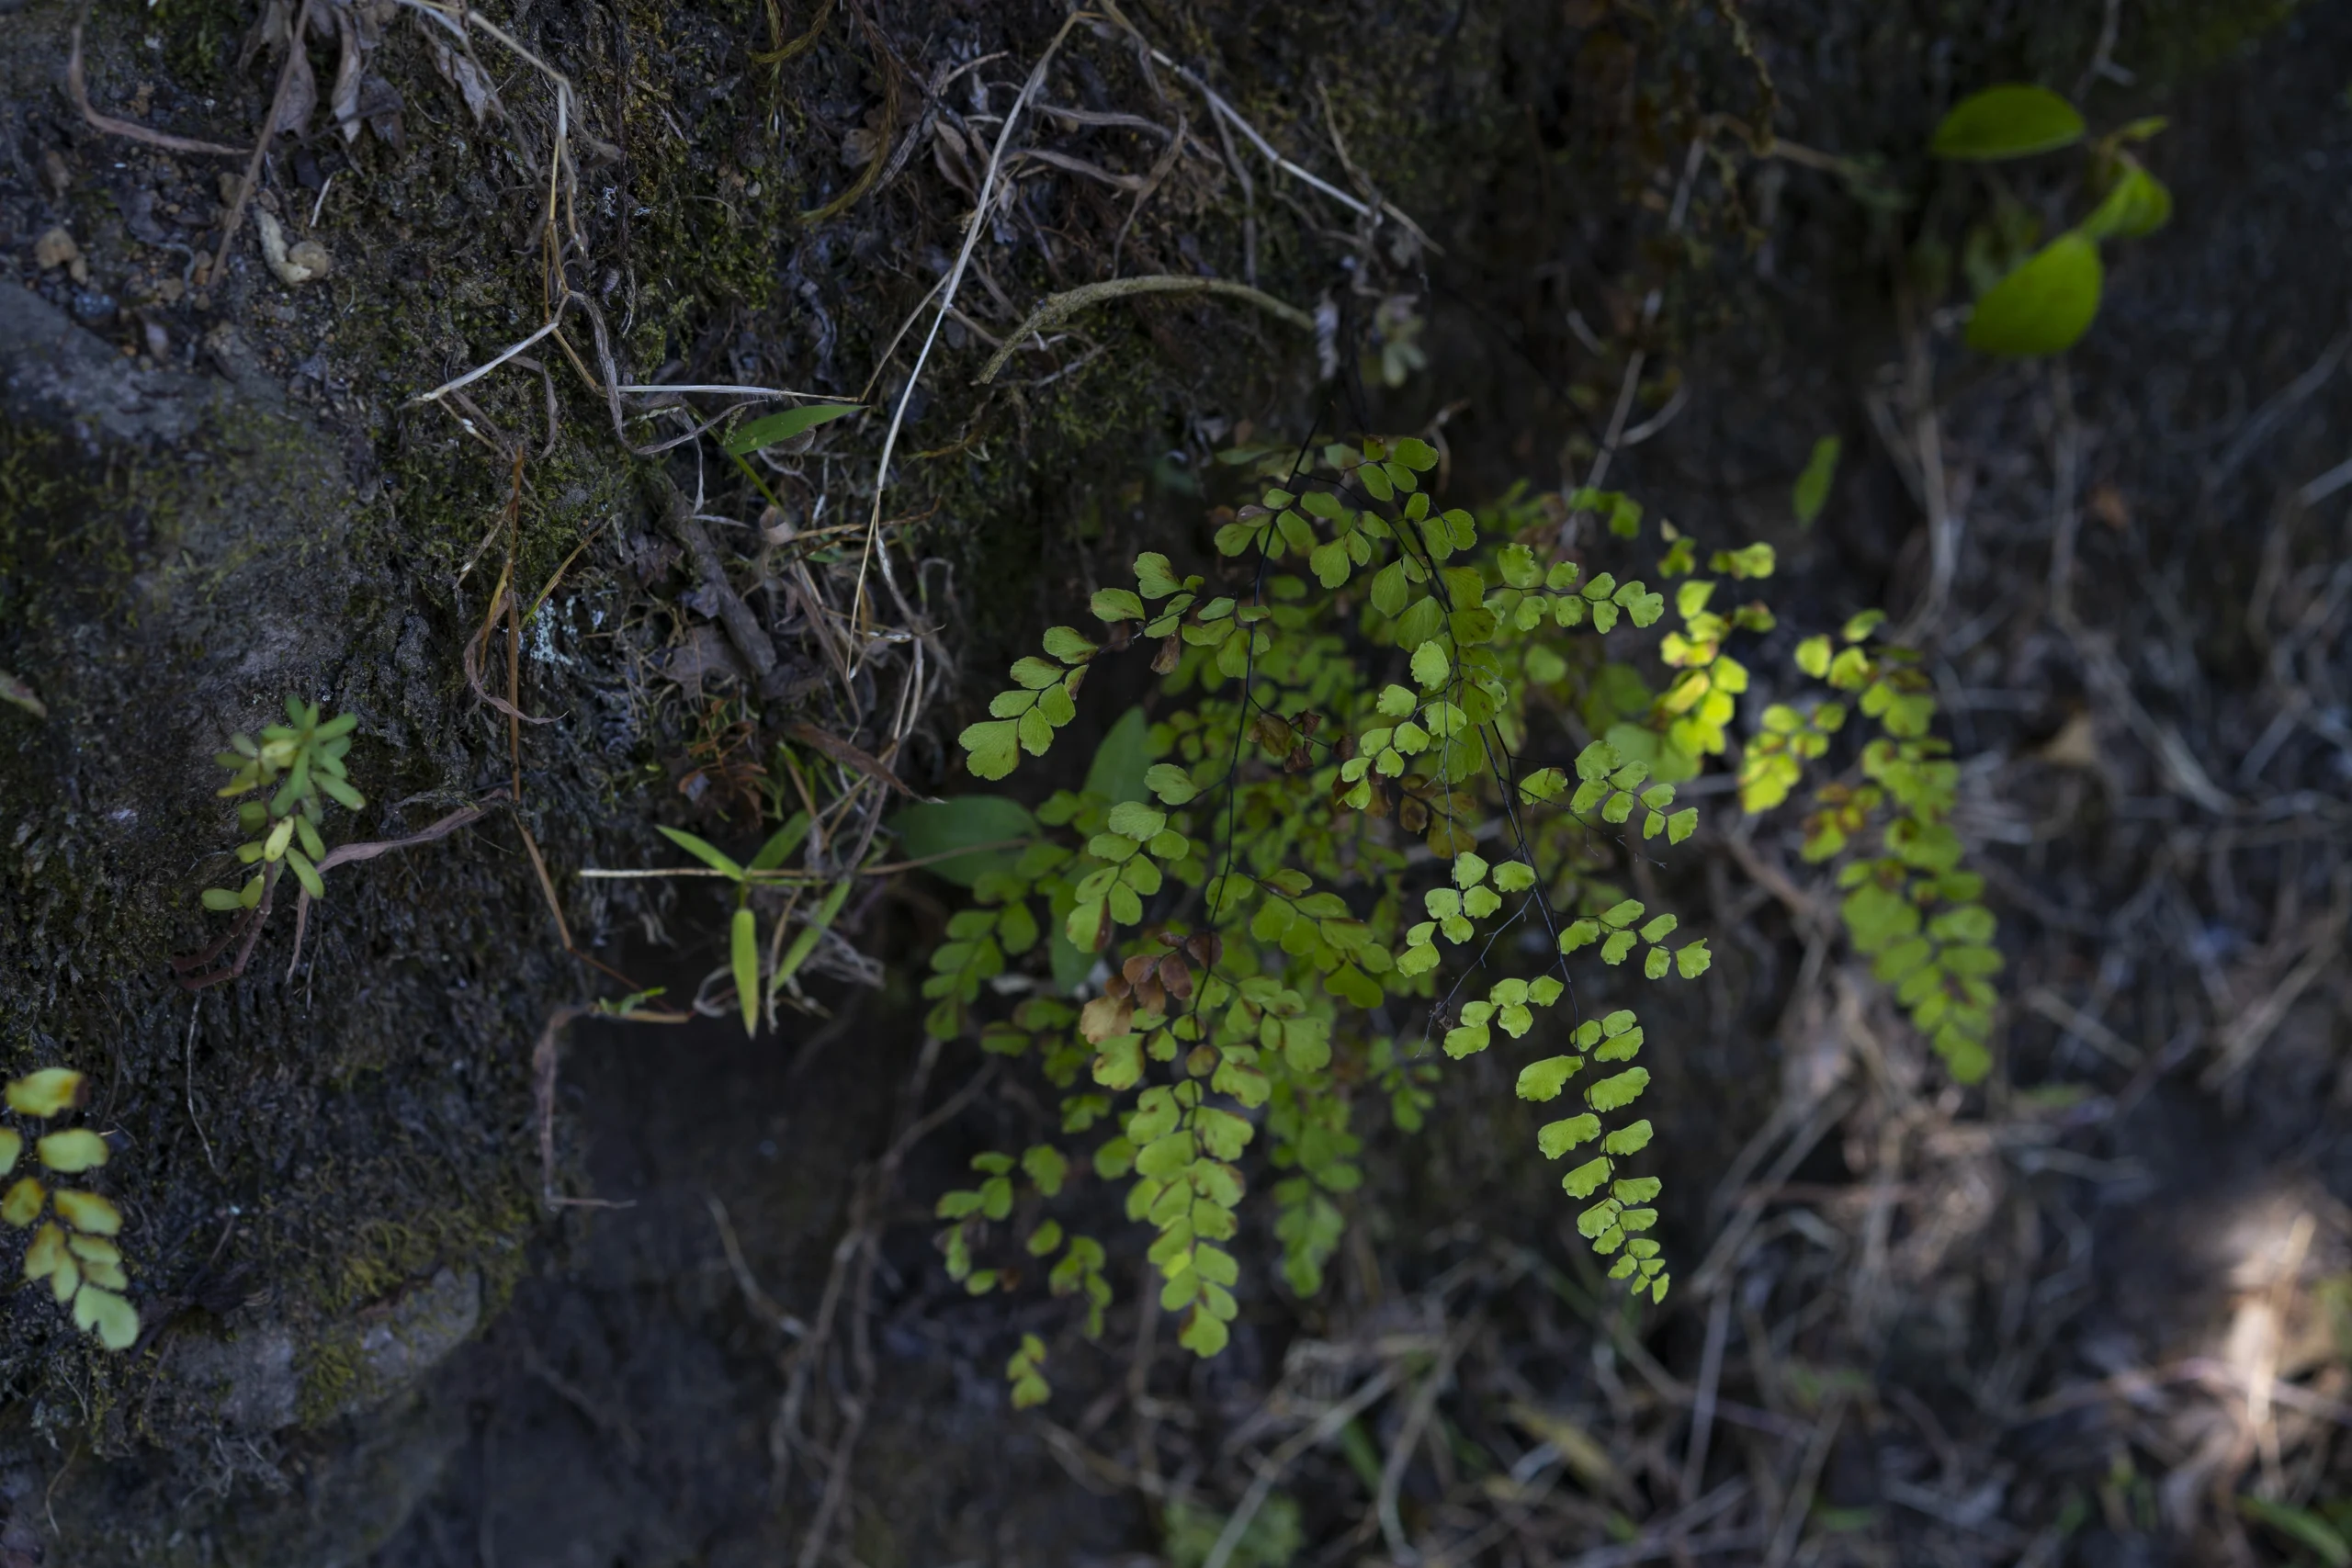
[275, 38, 316, 137]
[332, 10, 365, 142]
[2036, 709, 2101, 770]
[428, 33, 501, 126]
[2087, 481, 2132, 531]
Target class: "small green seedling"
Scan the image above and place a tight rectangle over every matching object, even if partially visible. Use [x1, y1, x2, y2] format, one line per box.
[721, 401, 862, 457]
[176, 699, 365, 989]
[654, 813, 861, 1033]
[1931, 84, 2173, 356]
[1792, 436, 1840, 528]
[1, 1068, 137, 1350]
[721, 401, 863, 516]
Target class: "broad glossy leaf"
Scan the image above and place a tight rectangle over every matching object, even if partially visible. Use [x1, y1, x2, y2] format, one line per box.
[2080, 160, 2173, 242]
[1083, 706, 1153, 805]
[1930, 85, 2085, 161]
[1966, 232, 2102, 357]
[891, 796, 1038, 886]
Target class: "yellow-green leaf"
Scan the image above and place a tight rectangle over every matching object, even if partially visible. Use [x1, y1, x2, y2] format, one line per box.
[23, 1223, 68, 1285]
[2080, 159, 2173, 243]
[890, 796, 1035, 886]
[1966, 232, 2102, 357]
[52, 1190, 120, 1235]
[731, 908, 760, 1035]
[656, 826, 744, 879]
[1792, 436, 1839, 527]
[74, 1283, 140, 1351]
[1930, 85, 2085, 161]
[960, 719, 1021, 780]
[6, 1069, 83, 1119]
[722, 401, 861, 455]
[0, 1178, 44, 1227]
[36, 1131, 107, 1174]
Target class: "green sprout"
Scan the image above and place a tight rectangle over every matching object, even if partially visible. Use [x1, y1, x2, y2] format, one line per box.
[175, 698, 368, 990]
[202, 697, 365, 911]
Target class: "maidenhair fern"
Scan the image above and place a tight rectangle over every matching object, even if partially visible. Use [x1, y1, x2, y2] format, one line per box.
[1740, 612, 2004, 1081]
[1, 1068, 137, 1350]
[914, 428, 2006, 1392]
[918, 434, 1760, 1367]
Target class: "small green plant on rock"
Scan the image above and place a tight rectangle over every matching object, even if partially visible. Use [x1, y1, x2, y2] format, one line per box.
[175, 698, 364, 989]
[614, 807, 861, 1036]
[204, 697, 364, 908]
[1, 1068, 136, 1350]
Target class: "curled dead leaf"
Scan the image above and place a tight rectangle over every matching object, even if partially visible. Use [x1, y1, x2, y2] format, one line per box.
[1157, 953, 1194, 1001]
[428, 33, 501, 126]
[932, 119, 977, 196]
[275, 37, 317, 137]
[2036, 709, 2102, 770]
[332, 9, 364, 141]
[1078, 995, 1133, 1043]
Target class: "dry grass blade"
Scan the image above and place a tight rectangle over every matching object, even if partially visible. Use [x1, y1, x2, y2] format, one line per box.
[786, 721, 928, 800]
[1762, 1394, 1845, 1566]
[2022, 986, 2146, 1068]
[977, 275, 1312, 384]
[284, 800, 496, 978]
[1375, 1315, 1481, 1563]
[751, 0, 833, 65]
[413, 319, 566, 407]
[846, 10, 1090, 676]
[799, 1, 899, 223]
[1103, 14, 1440, 257]
[67, 17, 247, 157]
[2199, 914, 2344, 1088]
[1199, 1364, 1404, 1568]
[209, 0, 319, 286]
